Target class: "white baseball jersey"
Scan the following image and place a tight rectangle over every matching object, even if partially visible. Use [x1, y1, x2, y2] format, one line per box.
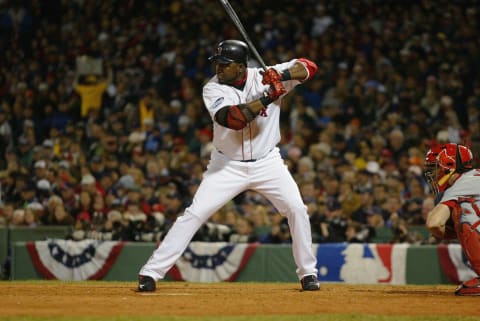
[440, 169, 480, 202]
[203, 60, 300, 161]
[440, 168, 480, 231]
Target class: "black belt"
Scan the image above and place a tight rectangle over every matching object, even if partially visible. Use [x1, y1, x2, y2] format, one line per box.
[218, 148, 272, 162]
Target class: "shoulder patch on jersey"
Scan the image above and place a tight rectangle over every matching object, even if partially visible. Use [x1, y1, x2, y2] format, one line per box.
[211, 97, 224, 110]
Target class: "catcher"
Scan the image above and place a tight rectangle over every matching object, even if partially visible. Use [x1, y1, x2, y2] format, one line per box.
[424, 143, 480, 295]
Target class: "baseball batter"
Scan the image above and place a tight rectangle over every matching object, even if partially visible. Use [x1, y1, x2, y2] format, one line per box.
[138, 39, 320, 291]
[424, 143, 480, 295]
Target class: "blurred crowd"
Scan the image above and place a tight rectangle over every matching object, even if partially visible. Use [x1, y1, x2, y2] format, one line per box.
[0, 0, 479, 246]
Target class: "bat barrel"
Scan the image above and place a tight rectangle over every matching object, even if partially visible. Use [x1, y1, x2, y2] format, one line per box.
[219, 0, 267, 70]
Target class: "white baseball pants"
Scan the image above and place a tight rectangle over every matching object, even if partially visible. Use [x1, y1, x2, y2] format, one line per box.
[139, 148, 318, 280]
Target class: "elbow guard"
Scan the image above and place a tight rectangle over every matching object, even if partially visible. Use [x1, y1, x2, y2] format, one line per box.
[297, 58, 318, 81]
[214, 104, 257, 130]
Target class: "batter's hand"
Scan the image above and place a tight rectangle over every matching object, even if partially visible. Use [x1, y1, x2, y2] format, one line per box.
[266, 81, 286, 101]
[261, 68, 282, 85]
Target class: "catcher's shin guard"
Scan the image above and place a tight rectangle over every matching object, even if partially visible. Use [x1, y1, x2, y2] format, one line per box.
[453, 198, 480, 275]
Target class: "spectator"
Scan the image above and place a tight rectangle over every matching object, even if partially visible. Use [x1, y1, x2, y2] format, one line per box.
[420, 196, 435, 226]
[45, 204, 74, 226]
[402, 197, 424, 225]
[390, 212, 423, 244]
[19, 182, 37, 208]
[318, 200, 348, 243]
[345, 220, 374, 243]
[351, 188, 377, 225]
[10, 209, 26, 226]
[0, 203, 14, 226]
[140, 212, 168, 242]
[229, 217, 257, 243]
[261, 212, 291, 244]
[337, 181, 361, 219]
[0, 107, 13, 168]
[35, 178, 52, 205]
[74, 65, 113, 119]
[79, 174, 98, 197]
[0, 1, 477, 249]
[76, 190, 93, 221]
[17, 136, 34, 168]
[100, 210, 127, 241]
[32, 160, 48, 183]
[138, 89, 159, 132]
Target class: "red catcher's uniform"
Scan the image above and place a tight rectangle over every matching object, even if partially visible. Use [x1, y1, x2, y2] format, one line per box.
[440, 168, 480, 275]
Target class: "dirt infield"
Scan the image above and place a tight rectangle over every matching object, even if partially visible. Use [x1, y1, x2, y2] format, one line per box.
[1, 281, 479, 318]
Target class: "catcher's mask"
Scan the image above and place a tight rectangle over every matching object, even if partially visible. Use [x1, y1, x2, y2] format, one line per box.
[424, 143, 473, 196]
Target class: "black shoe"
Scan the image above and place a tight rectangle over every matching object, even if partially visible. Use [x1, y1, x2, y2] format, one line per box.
[301, 274, 320, 291]
[138, 275, 156, 292]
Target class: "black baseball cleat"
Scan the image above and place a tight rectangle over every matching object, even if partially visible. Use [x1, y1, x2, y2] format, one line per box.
[301, 274, 320, 291]
[138, 275, 156, 292]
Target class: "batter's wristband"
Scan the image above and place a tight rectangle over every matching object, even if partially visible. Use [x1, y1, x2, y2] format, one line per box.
[260, 93, 273, 107]
[281, 69, 292, 81]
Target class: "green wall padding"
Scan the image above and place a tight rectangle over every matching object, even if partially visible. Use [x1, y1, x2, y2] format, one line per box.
[12, 241, 451, 285]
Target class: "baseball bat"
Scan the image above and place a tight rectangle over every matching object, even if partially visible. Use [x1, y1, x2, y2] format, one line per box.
[219, 0, 267, 71]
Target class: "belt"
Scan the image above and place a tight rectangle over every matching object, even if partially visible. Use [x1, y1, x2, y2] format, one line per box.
[217, 148, 273, 162]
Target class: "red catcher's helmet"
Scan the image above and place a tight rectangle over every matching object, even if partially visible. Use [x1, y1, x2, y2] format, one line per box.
[424, 143, 473, 195]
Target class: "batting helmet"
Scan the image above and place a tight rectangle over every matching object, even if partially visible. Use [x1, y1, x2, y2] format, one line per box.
[208, 40, 248, 65]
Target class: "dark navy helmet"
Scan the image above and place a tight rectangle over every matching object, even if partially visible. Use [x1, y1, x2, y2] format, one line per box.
[208, 40, 248, 65]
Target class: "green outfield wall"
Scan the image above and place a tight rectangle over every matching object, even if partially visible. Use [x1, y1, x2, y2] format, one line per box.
[1, 226, 71, 277]
[11, 241, 451, 284]
[0, 225, 430, 267]
[2, 225, 451, 284]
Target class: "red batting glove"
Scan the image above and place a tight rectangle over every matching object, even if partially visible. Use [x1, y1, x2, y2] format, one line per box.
[267, 81, 286, 100]
[260, 81, 286, 107]
[262, 68, 282, 85]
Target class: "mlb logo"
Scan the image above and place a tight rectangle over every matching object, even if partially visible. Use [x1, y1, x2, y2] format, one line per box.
[315, 243, 408, 284]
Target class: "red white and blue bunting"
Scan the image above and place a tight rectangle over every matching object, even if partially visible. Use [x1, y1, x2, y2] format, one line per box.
[168, 242, 258, 282]
[437, 243, 476, 284]
[26, 239, 124, 280]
